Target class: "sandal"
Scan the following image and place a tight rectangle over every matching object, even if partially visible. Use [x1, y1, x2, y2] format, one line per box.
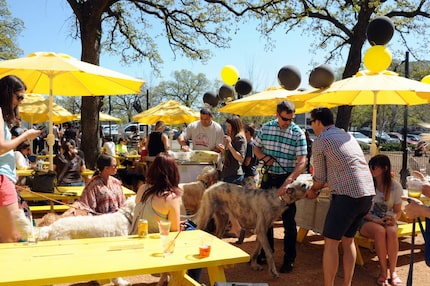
[389, 273, 402, 286]
[377, 274, 388, 286]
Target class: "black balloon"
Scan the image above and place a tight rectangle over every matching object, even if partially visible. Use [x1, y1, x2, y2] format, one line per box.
[309, 64, 335, 88]
[277, 65, 301, 90]
[366, 16, 394, 46]
[235, 79, 253, 96]
[203, 91, 219, 107]
[218, 84, 235, 100]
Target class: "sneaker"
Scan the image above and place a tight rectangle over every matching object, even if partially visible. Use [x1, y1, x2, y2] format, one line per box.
[279, 262, 294, 273]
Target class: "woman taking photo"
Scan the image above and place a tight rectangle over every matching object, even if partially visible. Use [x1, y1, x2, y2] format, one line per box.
[0, 75, 41, 242]
[359, 154, 403, 286]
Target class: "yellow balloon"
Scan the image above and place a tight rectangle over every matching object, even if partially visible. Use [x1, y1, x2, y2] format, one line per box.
[220, 65, 239, 85]
[363, 45, 392, 73]
[421, 75, 430, 84]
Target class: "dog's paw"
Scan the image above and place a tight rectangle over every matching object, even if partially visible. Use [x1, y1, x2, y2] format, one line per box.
[250, 261, 264, 271]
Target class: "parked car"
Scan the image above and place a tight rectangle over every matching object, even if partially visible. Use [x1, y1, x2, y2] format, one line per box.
[388, 132, 418, 145]
[407, 133, 421, 142]
[359, 129, 398, 143]
[102, 124, 119, 136]
[348, 131, 372, 145]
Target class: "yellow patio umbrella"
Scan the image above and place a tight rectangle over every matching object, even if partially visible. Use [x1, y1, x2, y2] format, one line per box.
[132, 100, 200, 125]
[217, 86, 335, 116]
[0, 51, 145, 169]
[74, 112, 121, 122]
[19, 93, 78, 124]
[289, 70, 430, 155]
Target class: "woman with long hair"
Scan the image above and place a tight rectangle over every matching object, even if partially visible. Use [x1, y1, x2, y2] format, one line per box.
[359, 154, 403, 286]
[130, 153, 182, 234]
[218, 115, 246, 184]
[0, 75, 41, 242]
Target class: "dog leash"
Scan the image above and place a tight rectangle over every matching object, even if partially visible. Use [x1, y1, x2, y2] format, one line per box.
[16, 185, 102, 215]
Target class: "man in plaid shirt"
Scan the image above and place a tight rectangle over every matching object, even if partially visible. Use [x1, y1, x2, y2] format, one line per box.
[305, 107, 375, 286]
[254, 100, 307, 273]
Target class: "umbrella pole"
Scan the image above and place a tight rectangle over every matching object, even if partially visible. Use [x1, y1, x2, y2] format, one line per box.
[370, 98, 378, 157]
[47, 77, 55, 171]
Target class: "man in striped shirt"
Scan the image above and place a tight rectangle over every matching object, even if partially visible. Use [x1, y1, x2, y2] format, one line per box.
[254, 100, 307, 273]
[306, 107, 375, 286]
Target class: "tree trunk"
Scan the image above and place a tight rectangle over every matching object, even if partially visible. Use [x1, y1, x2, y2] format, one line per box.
[335, 9, 375, 130]
[70, 0, 107, 169]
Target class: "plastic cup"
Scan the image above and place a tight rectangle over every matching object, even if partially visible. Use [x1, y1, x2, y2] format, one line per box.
[406, 176, 423, 198]
[199, 244, 211, 258]
[158, 221, 171, 236]
[162, 237, 175, 256]
[198, 234, 212, 258]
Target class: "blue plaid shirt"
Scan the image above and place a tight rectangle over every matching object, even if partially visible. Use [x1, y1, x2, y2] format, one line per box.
[254, 120, 307, 174]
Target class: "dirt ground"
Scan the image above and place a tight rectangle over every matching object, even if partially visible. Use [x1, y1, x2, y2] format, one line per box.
[55, 223, 429, 286]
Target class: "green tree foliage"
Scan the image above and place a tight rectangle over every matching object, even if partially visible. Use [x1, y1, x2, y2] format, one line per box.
[211, 0, 430, 130]
[0, 0, 24, 60]
[64, 0, 238, 168]
[152, 69, 219, 109]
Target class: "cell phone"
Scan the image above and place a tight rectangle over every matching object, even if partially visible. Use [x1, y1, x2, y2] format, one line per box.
[37, 126, 46, 130]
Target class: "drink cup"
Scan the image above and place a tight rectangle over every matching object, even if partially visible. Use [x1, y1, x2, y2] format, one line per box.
[198, 234, 212, 258]
[162, 236, 175, 256]
[199, 244, 211, 258]
[406, 176, 423, 198]
[158, 221, 171, 236]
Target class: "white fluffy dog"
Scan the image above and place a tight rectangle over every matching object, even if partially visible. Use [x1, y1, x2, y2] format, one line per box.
[38, 195, 136, 241]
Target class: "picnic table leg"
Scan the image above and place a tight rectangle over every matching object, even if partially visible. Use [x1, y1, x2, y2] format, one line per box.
[296, 227, 309, 243]
[207, 265, 227, 285]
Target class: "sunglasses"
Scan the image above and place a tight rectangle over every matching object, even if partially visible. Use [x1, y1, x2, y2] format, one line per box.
[279, 115, 295, 122]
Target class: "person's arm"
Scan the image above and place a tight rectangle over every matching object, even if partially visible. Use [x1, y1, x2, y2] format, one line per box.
[177, 134, 190, 152]
[0, 109, 41, 155]
[224, 135, 244, 164]
[279, 154, 306, 191]
[167, 194, 181, 232]
[254, 145, 274, 166]
[404, 199, 430, 219]
[161, 133, 170, 151]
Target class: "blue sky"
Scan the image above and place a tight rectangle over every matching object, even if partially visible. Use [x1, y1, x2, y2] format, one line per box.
[8, 0, 339, 93]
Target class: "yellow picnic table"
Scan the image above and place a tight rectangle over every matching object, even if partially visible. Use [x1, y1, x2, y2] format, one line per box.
[0, 230, 250, 286]
[19, 185, 135, 213]
[17, 169, 95, 177]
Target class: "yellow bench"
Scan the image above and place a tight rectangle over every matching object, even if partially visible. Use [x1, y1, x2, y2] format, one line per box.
[29, 204, 70, 214]
[355, 220, 425, 266]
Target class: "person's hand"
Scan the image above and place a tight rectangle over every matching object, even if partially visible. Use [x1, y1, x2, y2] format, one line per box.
[223, 135, 231, 145]
[383, 216, 396, 226]
[217, 143, 225, 152]
[180, 145, 190, 152]
[25, 129, 42, 140]
[404, 198, 424, 219]
[262, 155, 274, 166]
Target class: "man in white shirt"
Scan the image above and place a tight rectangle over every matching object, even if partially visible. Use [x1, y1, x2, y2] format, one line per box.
[177, 108, 224, 152]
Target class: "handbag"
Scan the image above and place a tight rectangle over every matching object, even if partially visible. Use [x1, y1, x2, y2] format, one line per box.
[27, 170, 57, 193]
